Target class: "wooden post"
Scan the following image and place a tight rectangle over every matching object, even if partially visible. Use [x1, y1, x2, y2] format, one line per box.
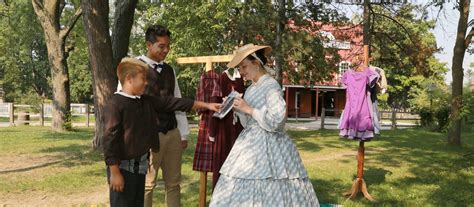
[344, 141, 374, 201]
[315, 88, 319, 120]
[285, 87, 289, 117]
[9, 102, 14, 126]
[39, 103, 44, 126]
[320, 107, 326, 130]
[391, 108, 397, 129]
[199, 172, 207, 207]
[86, 104, 90, 127]
[295, 91, 299, 122]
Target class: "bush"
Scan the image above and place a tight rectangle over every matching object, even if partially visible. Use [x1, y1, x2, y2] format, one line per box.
[435, 105, 451, 132]
[417, 106, 450, 132]
[419, 107, 434, 128]
[461, 90, 474, 129]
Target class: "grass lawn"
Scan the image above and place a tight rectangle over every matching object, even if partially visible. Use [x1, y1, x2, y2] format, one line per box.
[0, 126, 473, 206]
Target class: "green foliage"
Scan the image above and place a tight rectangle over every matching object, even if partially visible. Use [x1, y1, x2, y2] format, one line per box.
[0, 0, 51, 103]
[0, 0, 91, 104]
[370, 4, 446, 109]
[461, 89, 474, 128]
[411, 79, 451, 132]
[67, 20, 93, 103]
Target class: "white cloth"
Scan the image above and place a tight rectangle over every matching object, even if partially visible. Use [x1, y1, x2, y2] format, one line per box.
[209, 74, 319, 207]
[114, 91, 140, 99]
[116, 55, 190, 141]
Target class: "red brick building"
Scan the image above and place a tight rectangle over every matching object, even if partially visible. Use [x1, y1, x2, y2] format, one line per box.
[283, 21, 364, 118]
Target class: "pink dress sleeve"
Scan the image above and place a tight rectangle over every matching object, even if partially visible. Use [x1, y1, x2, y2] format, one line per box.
[366, 67, 380, 87]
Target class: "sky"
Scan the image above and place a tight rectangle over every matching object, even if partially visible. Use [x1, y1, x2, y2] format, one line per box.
[331, 1, 474, 84]
[429, 3, 474, 84]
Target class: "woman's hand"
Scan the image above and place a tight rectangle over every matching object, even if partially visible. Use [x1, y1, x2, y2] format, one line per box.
[233, 97, 253, 115]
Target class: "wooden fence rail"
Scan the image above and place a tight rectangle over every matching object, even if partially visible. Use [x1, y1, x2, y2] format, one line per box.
[0, 103, 93, 127]
[319, 108, 420, 129]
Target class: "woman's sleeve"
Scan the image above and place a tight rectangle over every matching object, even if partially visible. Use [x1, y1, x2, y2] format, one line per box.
[251, 88, 286, 132]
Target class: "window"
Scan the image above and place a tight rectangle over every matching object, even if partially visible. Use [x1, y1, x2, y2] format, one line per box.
[339, 61, 350, 75]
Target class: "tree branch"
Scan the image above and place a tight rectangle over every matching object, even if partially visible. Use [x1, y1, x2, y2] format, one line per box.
[372, 12, 417, 46]
[59, 7, 82, 43]
[31, 0, 56, 32]
[31, 0, 45, 17]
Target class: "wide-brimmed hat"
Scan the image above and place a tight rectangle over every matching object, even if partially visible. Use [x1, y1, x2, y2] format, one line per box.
[227, 44, 272, 68]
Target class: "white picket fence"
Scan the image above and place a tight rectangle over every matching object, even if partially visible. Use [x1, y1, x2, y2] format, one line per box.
[0, 102, 93, 127]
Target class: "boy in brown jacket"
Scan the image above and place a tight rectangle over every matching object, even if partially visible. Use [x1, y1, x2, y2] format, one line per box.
[103, 58, 219, 206]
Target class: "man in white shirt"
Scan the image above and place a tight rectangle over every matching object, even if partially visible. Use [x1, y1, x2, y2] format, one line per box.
[119, 24, 190, 207]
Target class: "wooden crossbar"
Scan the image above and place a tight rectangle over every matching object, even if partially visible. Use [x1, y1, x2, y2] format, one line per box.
[176, 55, 233, 71]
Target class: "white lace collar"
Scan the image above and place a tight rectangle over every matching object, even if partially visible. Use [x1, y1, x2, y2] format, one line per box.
[114, 91, 141, 99]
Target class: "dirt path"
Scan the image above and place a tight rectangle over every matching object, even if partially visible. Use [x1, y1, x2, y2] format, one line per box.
[0, 154, 108, 206]
[0, 186, 108, 206]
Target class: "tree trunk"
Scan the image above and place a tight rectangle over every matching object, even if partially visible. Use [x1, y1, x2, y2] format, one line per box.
[48, 40, 72, 130]
[82, 0, 116, 150]
[274, 0, 285, 85]
[448, 0, 471, 145]
[32, 0, 81, 131]
[111, 0, 138, 68]
[82, 0, 137, 149]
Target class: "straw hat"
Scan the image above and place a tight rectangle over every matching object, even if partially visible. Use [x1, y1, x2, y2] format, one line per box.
[227, 44, 272, 68]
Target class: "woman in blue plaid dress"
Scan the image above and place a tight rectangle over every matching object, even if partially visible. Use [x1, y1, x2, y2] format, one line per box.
[209, 44, 319, 207]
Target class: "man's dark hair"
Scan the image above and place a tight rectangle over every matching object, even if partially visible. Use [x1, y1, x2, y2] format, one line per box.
[145, 25, 172, 43]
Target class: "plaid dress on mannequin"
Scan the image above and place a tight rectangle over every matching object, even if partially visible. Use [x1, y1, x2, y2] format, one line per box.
[209, 70, 245, 188]
[193, 69, 221, 172]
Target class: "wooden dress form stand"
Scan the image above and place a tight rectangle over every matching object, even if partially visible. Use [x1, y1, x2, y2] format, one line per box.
[344, 32, 375, 201]
[344, 141, 375, 201]
[176, 55, 233, 207]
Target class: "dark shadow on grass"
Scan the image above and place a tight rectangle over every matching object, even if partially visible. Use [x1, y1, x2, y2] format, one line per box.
[294, 139, 322, 152]
[38, 144, 102, 167]
[38, 128, 93, 141]
[0, 160, 62, 174]
[358, 129, 474, 206]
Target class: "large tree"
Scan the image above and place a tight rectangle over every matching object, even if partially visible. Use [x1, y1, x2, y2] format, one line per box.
[81, 0, 137, 149]
[447, 0, 473, 145]
[31, 0, 82, 131]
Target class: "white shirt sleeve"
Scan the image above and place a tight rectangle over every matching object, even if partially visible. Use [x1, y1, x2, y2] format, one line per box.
[251, 89, 286, 132]
[173, 69, 190, 141]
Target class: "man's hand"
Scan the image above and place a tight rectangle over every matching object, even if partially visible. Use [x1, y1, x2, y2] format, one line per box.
[109, 165, 124, 192]
[181, 140, 188, 149]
